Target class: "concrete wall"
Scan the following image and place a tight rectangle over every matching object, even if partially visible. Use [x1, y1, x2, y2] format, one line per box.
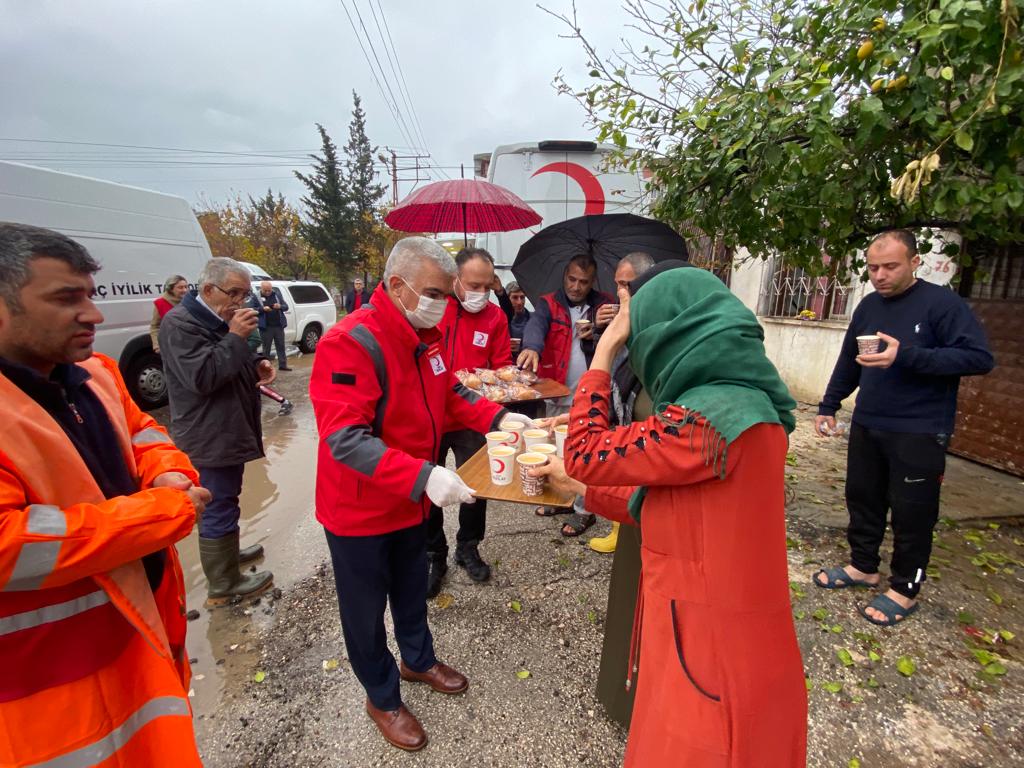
[730, 251, 863, 407]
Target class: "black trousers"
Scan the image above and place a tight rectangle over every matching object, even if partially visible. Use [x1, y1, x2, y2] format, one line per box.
[426, 430, 486, 558]
[845, 423, 948, 599]
[324, 523, 437, 710]
[260, 325, 287, 368]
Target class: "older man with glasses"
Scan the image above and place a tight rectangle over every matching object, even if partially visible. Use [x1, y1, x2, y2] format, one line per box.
[159, 257, 276, 605]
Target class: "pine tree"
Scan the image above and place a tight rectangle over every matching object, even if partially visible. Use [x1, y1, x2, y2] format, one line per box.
[295, 124, 356, 275]
[343, 92, 387, 277]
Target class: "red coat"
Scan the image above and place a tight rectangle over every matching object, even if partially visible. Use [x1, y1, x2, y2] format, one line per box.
[438, 296, 512, 432]
[310, 284, 506, 536]
[567, 370, 807, 768]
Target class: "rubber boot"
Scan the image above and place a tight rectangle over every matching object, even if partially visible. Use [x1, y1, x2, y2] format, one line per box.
[589, 522, 620, 554]
[199, 533, 274, 607]
[239, 543, 265, 564]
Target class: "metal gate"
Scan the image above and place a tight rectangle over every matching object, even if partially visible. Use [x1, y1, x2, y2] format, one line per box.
[950, 298, 1024, 476]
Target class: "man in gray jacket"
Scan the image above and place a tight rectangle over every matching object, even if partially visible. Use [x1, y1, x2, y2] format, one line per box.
[159, 257, 275, 605]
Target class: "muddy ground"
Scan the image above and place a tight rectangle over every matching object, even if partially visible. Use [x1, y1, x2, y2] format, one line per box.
[155, 360, 1024, 767]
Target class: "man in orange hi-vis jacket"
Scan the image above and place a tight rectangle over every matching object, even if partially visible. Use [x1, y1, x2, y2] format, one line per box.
[0, 223, 209, 767]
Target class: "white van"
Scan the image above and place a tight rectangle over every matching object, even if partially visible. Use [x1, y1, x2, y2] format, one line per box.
[472, 140, 646, 282]
[0, 161, 210, 408]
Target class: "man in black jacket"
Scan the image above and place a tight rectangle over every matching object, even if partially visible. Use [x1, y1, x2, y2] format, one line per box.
[813, 230, 994, 626]
[159, 257, 275, 605]
[343, 278, 370, 314]
[251, 280, 291, 371]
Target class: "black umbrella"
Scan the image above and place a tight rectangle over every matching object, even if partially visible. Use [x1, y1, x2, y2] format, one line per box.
[511, 213, 689, 301]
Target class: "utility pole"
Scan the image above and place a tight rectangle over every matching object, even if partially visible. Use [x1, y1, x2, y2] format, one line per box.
[391, 150, 398, 206]
[379, 147, 432, 204]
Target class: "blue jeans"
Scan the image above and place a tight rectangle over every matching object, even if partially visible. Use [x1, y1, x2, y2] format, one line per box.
[196, 464, 245, 539]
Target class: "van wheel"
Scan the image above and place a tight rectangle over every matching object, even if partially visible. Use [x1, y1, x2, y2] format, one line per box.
[299, 324, 322, 353]
[126, 352, 168, 409]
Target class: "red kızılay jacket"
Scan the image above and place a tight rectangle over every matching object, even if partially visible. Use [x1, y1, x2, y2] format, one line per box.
[438, 296, 512, 433]
[310, 283, 508, 536]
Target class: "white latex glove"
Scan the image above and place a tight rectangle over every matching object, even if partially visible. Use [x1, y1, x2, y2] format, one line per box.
[425, 466, 476, 507]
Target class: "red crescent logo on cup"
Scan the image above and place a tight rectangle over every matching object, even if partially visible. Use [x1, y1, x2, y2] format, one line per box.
[492, 459, 506, 473]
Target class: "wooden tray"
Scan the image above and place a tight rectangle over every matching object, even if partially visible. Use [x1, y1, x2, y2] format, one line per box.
[479, 377, 570, 405]
[456, 444, 575, 508]
[531, 378, 571, 401]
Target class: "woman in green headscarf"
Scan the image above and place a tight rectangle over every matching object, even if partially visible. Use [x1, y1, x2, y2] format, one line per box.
[538, 267, 806, 767]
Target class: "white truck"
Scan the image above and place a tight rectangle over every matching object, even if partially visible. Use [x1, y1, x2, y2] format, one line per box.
[0, 161, 211, 408]
[472, 140, 647, 283]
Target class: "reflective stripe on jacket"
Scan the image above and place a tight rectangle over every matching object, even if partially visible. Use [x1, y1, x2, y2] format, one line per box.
[0, 353, 201, 767]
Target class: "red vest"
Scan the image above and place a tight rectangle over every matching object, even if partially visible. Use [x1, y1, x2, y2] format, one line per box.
[538, 292, 613, 384]
[154, 296, 175, 318]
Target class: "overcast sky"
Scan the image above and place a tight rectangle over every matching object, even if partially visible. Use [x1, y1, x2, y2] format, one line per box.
[0, 0, 629, 208]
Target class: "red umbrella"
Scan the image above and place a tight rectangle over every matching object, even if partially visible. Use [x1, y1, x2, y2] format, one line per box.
[384, 178, 542, 244]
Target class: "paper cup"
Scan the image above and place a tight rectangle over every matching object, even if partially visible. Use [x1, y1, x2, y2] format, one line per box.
[530, 443, 557, 457]
[575, 319, 592, 335]
[523, 428, 550, 449]
[488, 446, 516, 486]
[486, 431, 513, 452]
[856, 335, 882, 355]
[500, 419, 527, 453]
[553, 424, 568, 457]
[516, 452, 549, 497]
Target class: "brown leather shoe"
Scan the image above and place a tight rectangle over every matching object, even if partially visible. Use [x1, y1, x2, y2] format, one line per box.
[364, 700, 427, 752]
[399, 661, 469, 694]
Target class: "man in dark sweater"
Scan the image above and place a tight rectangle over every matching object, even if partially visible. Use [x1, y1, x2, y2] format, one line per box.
[814, 230, 994, 626]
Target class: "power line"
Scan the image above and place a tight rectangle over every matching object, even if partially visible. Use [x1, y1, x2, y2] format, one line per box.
[366, 0, 427, 155]
[0, 137, 320, 158]
[370, 0, 451, 181]
[350, 0, 422, 154]
[337, 0, 420, 154]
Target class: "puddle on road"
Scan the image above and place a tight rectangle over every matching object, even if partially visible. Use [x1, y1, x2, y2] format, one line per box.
[172, 357, 329, 716]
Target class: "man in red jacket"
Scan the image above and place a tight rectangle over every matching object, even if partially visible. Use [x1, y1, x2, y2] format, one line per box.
[310, 237, 509, 752]
[427, 247, 512, 596]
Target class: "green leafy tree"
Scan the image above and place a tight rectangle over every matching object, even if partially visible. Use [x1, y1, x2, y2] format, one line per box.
[553, 0, 1023, 272]
[344, 92, 387, 279]
[295, 124, 357, 275]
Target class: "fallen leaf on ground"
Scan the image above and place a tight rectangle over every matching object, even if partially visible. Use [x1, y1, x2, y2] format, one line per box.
[837, 648, 854, 667]
[986, 587, 1003, 605]
[849, 758, 862, 768]
[322, 659, 340, 671]
[957, 611, 976, 625]
[510, 600, 522, 613]
[983, 662, 1007, 677]
[896, 656, 916, 677]
[868, 650, 882, 663]
[823, 681, 843, 693]
[435, 593, 454, 609]
[515, 669, 531, 679]
[253, 670, 267, 683]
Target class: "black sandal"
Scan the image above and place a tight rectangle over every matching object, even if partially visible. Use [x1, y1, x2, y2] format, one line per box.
[561, 512, 596, 537]
[535, 506, 571, 517]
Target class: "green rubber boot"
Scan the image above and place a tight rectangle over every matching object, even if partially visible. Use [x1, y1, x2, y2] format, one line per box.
[199, 533, 273, 607]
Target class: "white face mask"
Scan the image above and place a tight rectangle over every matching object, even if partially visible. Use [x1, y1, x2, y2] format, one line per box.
[398, 278, 447, 329]
[457, 279, 490, 314]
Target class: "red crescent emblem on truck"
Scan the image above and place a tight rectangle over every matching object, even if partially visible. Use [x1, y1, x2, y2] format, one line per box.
[531, 162, 606, 215]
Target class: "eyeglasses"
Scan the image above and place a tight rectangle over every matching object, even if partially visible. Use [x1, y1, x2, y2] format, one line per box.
[212, 284, 251, 302]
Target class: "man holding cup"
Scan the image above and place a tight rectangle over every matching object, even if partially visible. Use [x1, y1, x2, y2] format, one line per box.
[160, 257, 276, 604]
[516, 254, 613, 534]
[310, 237, 510, 751]
[814, 230, 994, 626]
